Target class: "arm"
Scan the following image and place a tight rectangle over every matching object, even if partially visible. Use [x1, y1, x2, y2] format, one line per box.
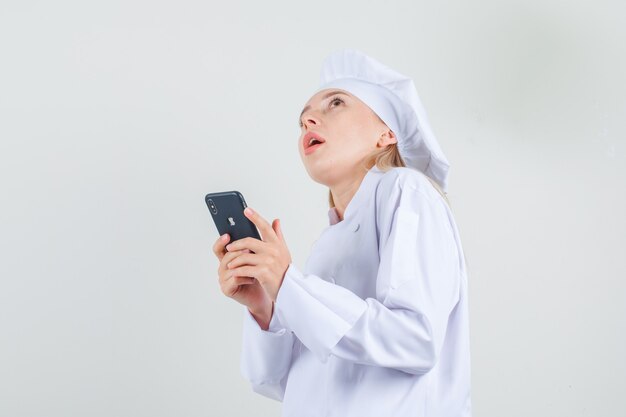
[272, 183, 461, 375]
[240, 302, 295, 401]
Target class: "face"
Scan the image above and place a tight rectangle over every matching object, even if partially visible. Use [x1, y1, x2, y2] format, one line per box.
[297, 88, 397, 186]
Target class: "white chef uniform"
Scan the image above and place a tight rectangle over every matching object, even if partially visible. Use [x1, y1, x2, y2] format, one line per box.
[239, 164, 472, 417]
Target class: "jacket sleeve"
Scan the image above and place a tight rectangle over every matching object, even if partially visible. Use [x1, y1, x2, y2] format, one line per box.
[239, 303, 295, 401]
[272, 182, 461, 375]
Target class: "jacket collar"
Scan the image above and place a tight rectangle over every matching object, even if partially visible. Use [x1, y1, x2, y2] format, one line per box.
[327, 165, 384, 226]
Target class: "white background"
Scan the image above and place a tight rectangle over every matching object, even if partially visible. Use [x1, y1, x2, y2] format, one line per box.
[1, 0, 624, 416]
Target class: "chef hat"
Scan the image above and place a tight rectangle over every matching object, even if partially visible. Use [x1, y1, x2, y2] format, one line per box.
[313, 48, 450, 193]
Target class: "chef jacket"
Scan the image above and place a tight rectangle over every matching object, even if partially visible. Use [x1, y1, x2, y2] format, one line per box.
[239, 165, 472, 417]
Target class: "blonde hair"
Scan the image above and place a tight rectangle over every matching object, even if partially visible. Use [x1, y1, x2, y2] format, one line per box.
[328, 142, 451, 209]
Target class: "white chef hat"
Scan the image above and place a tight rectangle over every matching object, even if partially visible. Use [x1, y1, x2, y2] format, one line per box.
[313, 48, 450, 193]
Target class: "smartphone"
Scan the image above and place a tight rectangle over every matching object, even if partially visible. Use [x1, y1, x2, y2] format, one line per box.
[205, 191, 261, 251]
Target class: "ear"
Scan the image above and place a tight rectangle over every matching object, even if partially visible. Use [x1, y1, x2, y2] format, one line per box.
[377, 129, 398, 147]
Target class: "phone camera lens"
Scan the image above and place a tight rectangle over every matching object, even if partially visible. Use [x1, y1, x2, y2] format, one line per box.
[207, 199, 218, 215]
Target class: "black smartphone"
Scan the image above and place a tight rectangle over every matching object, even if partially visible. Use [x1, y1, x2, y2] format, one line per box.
[205, 191, 261, 251]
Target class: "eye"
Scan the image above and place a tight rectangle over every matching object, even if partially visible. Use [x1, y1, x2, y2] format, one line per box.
[329, 97, 343, 107]
[299, 97, 344, 128]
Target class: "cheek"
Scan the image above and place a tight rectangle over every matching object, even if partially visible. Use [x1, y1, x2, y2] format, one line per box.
[340, 111, 373, 136]
[337, 124, 372, 150]
[330, 111, 376, 151]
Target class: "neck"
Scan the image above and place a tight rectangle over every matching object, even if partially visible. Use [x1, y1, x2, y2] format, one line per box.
[330, 169, 370, 221]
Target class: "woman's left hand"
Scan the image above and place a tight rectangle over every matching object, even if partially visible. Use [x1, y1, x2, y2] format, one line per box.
[225, 207, 292, 303]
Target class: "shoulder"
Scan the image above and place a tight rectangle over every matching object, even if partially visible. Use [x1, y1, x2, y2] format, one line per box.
[376, 166, 444, 206]
[373, 167, 457, 249]
[373, 166, 452, 235]
[372, 167, 458, 262]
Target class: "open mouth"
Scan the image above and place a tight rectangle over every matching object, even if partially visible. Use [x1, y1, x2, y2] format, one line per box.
[304, 132, 326, 151]
[307, 138, 324, 148]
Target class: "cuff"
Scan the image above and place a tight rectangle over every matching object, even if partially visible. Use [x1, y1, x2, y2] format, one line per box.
[240, 305, 295, 383]
[267, 302, 286, 333]
[273, 263, 368, 363]
[243, 304, 287, 335]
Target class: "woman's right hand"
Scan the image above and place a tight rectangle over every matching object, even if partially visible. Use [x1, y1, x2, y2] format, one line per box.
[213, 233, 272, 316]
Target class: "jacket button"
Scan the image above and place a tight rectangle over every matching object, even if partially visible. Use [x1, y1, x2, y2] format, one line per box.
[353, 223, 360, 232]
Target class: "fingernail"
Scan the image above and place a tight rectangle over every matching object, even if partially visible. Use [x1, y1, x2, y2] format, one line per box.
[221, 234, 228, 241]
[245, 207, 254, 215]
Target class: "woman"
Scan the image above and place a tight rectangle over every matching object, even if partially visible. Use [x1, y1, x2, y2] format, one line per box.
[212, 49, 472, 417]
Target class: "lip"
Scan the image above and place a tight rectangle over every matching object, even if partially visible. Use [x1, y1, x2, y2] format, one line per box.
[303, 131, 326, 155]
[304, 141, 324, 155]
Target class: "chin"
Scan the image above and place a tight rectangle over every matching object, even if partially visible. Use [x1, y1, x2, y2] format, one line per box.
[303, 160, 335, 186]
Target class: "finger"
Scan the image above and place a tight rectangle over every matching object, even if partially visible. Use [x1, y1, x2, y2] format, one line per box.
[223, 263, 256, 284]
[224, 268, 254, 283]
[229, 265, 257, 280]
[226, 252, 261, 270]
[219, 250, 248, 274]
[213, 233, 231, 260]
[231, 276, 256, 286]
[272, 219, 285, 242]
[220, 258, 248, 285]
[222, 276, 256, 295]
[243, 207, 277, 244]
[225, 236, 265, 254]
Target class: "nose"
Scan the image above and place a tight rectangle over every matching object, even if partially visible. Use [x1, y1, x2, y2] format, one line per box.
[301, 113, 319, 129]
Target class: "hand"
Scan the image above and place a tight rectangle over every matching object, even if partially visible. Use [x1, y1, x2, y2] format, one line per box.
[225, 207, 292, 303]
[213, 232, 272, 315]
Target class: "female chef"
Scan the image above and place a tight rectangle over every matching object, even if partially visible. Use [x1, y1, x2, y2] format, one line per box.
[212, 49, 472, 417]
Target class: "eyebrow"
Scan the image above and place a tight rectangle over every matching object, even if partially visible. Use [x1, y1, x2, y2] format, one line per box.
[299, 90, 349, 121]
